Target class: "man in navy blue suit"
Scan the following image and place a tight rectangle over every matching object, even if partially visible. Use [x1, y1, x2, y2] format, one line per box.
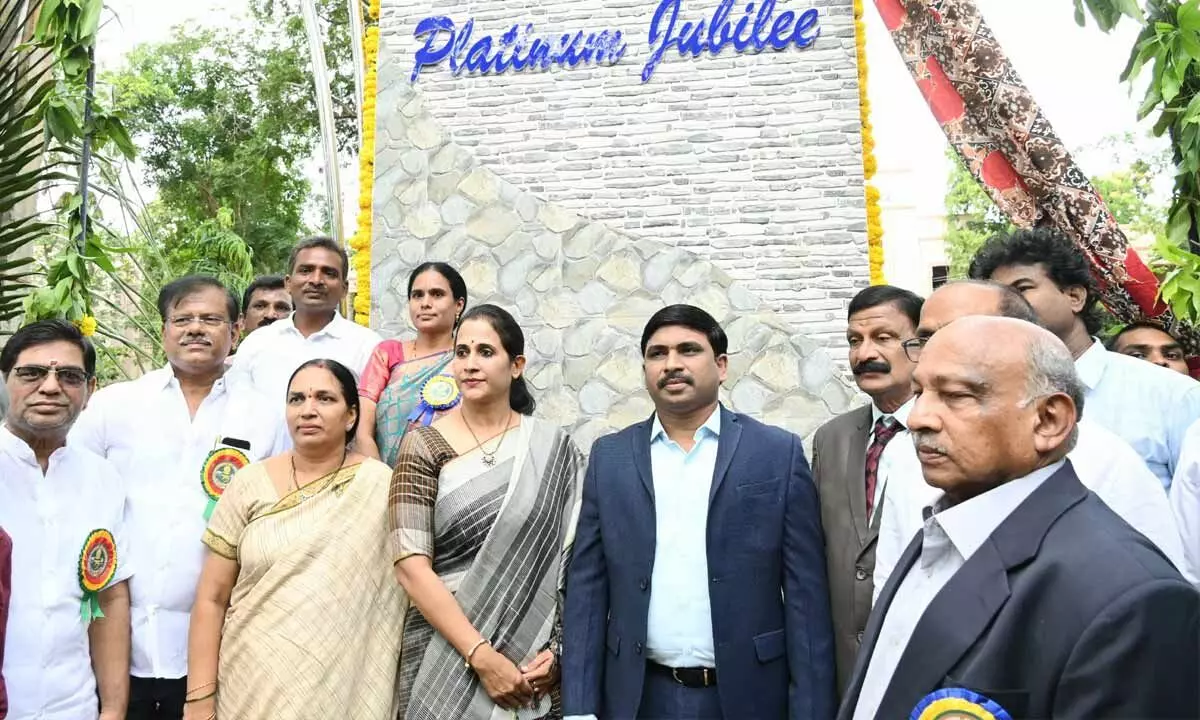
[562, 304, 835, 720]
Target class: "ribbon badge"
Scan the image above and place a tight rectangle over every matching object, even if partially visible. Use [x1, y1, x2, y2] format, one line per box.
[78, 529, 117, 625]
[911, 688, 1013, 720]
[407, 374, 462, 426]
[201, 447, 250, 520]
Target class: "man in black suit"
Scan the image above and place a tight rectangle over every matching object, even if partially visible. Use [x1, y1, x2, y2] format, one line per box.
[839, 316, 1199, 720]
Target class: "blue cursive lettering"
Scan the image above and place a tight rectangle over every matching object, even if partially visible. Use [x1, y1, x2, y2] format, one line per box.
[641, 0, 822, 82]
[410, 18, 627, 82]
[410, 1, 819, 84]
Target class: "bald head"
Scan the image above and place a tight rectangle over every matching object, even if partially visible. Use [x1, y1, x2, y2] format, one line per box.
[907, 316, 1082, 503]
[917, 281, 1040, 339]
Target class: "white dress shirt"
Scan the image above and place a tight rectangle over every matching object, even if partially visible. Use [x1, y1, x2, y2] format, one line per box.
[1075, 339, 1200, 489]
[645, 408, 721, 667]
[1171, 418, 1200, 585]
[853, 461, 1064, 720]
[69, 367, 285, 679]
[874, 420, 1195, 602]
[869, 397, 915, 524]
[228, 312, 382, 404]
[0, 426, 134, 720]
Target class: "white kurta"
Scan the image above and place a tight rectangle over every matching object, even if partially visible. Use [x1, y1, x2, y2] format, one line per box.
[0, 427, 133, 720]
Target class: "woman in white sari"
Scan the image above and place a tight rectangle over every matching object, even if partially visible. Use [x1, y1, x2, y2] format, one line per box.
[391, 304, 585, 720]
[184, 359, 408, 720]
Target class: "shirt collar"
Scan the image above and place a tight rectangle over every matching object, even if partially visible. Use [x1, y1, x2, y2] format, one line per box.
[650, 405, 722, 445]
[0, 423, 69, 468]
[1073, 337, 1108, 391]
[277, 311, 349, 340]
[152, 364, 228, 394]
[923, 459, 1066, 563]
[871, 395, 916, 430]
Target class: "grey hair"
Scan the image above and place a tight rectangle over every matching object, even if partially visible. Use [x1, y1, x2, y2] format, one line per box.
[1020, 332, 1085, 452]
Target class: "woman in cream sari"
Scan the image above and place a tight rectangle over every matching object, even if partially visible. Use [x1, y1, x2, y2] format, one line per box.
[184, 359, 408, 720]
[391, 304, 584, 720]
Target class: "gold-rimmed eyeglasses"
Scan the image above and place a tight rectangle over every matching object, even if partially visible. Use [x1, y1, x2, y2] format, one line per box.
[901, 337, 927, 363]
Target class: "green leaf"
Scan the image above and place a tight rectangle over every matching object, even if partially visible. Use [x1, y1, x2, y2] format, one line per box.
[77, 0, 102, 41]
[1168, 202, 1192, 247]
[1181, 0, 1200, 33]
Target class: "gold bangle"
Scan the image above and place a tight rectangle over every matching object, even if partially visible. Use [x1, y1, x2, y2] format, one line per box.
[186, 680, 217, 698]
[464, 638, 489, 668]
[184, 690, 216, 704]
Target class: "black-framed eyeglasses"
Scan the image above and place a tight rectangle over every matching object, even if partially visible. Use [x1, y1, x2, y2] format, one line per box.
[10, 364, 92, 388]
[168, 315, 230, 329]
[901, 337, 927, 363]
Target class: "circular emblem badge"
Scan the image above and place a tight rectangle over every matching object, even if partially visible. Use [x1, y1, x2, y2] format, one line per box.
[79, 529, 117, 593]
[201, 447, 250, 501]
[420, 375, 462, 411]
[911, 689, 1012, 720]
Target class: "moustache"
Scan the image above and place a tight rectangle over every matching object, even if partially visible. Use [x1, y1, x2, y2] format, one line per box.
[853, 360, 891, 376]
[911, 431, 948, 456]
[259, 317, 277, 326]
[181, 336, 212, 346]
[658, 372, 693, 389]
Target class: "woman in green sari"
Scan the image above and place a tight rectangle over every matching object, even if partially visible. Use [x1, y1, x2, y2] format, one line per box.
[356, 262, 467, 466]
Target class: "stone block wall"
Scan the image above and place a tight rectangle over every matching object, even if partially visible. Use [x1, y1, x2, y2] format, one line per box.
[372, 0, 865, 446]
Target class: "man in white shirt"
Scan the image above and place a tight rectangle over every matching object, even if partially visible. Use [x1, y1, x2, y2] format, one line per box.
[1171, 418, 1200, 582]
[72, 276, 285, 719]
[239, 274, 293, 335]
[0, 320, 133, 720]
[229, 236, 382, 403]
[874, 281, 1193, 598]
[971, 227, 1200, 488]
[810, 285, 922, 695]
[840, 316, 1197, 720]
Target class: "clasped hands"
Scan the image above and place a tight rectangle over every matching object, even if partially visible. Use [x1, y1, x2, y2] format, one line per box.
[474, 644, 559, 711]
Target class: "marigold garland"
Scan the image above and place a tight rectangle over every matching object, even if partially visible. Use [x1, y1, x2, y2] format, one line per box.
[350, 0, 382, 326]
[854, 0, 886, 285]
[75, 314, 97, 336]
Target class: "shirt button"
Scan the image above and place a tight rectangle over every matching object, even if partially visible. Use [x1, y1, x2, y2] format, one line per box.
[635, 642, 643, 655]
[639, 577, 649, 591]
[855, 631, 864, 644]
[855, 566, 868, 582]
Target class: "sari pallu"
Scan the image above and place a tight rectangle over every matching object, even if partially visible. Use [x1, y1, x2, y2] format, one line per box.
[389, 417, 585, 720]
[203, 460, 408, 720]
[361, 341, 455, 467]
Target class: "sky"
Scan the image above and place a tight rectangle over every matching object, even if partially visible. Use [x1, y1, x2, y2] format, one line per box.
[93, 0, 1165, 229]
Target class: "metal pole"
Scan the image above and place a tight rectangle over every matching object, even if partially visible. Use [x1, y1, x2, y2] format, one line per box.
[348, 0, 366, 150]
[300, 0, 344, 246]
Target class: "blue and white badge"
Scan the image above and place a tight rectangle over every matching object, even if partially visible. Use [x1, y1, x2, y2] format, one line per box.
[407, 374, 462, 426]
[910, 688, 1013, 720]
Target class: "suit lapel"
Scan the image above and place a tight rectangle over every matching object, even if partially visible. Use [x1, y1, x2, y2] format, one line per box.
[838, 529, 924, 719]
[632, 416, 655, 506]
[709, 406, 742, 506]
[872, 462, 1091, 718]
[843, 405, 873, 545]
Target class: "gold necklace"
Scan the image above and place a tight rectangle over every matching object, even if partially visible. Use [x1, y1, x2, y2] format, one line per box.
[290, 448, 348, 499]
[461, 410, 513, 467]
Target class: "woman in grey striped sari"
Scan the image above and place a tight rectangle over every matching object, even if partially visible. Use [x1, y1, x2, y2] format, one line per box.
[389, 304, 585, 720]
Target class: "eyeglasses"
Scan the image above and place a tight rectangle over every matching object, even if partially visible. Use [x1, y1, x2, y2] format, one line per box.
[10, 364, 92, 388]
[168, 315, 230, 329]
[901, 337, 928, 363]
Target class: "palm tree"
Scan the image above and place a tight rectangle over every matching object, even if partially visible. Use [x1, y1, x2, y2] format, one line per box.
[0, 0, 63, 330]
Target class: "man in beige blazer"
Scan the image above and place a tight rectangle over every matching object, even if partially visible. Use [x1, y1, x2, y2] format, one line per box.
[812, 285, 922, 696]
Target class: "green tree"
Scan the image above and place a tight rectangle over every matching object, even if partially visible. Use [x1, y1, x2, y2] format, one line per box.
[110, 25, 320, 273]
[943, 149, 1012, 279]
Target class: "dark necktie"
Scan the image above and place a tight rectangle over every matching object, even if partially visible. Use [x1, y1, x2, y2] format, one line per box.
[865, 417, 900, 520]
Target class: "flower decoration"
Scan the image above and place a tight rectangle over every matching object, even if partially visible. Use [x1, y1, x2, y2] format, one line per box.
[76, 314, 97, 336]
[78, 529, 117, 624]
[351, 1, 382, 326]
[855, 0, 886, 285]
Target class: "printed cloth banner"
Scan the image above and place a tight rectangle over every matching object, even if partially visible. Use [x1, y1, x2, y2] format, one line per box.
[874, 0, 1199, 355]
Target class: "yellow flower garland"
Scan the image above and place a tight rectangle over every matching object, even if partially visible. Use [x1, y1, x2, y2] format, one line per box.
[854, 0, 886, 285]
[351, 0, 382, 326]
[76, 314, 97, 337]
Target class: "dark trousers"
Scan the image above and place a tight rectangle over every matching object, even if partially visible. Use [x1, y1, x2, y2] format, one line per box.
[126, 676, 186, 720]
[636, 669, 723, 720]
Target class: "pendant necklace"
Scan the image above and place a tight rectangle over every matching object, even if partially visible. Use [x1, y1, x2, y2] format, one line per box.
[290, 447, 348, 500]
[462, 410, 513, 467]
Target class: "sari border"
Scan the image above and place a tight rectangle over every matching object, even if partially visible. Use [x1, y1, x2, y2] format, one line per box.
[257, 462, 364, 521]
[203, 529, 238, 560]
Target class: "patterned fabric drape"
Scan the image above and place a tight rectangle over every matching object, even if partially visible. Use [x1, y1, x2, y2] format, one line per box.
[873, 0, 1199, 354]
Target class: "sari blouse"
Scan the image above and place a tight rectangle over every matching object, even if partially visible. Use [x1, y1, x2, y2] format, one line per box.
[202, 460, 408, 720]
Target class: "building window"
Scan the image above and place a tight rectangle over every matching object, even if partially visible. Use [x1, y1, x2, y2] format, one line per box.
[931, 265, 950, 289]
